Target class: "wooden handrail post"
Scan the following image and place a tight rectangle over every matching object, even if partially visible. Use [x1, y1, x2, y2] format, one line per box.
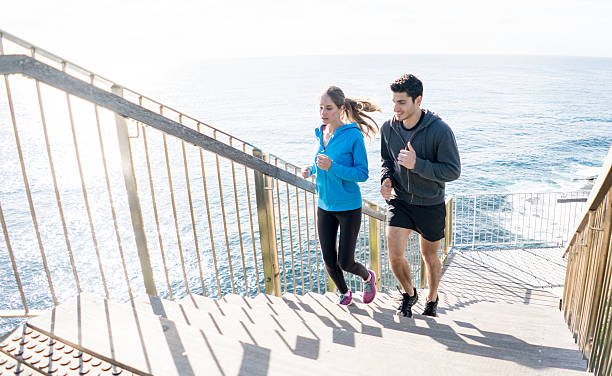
[253, 150, 281, 296]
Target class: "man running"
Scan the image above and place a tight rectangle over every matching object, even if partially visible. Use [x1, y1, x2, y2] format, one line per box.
[380, 74, 461, 317]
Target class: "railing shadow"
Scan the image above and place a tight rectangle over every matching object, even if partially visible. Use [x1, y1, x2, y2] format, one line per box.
[281, 293, 585, 372]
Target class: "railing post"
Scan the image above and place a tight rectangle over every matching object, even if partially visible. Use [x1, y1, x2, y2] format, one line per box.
[368, 203, 382, 289]
[585, 191, 612, 358]
[419, 253, 426, 289]
[471, 197, 478, 250]
[111, 85, 157, 297]
[575, 211, 596, 328]
[253, 149, 281, 296]
[443, 196, 454, 265]
[327, 275, 336, 292]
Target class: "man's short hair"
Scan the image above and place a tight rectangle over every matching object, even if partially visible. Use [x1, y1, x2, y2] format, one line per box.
[390, 74, 423, 101]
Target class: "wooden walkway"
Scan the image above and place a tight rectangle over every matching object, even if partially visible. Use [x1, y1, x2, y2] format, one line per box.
[0, 248, 587, 375]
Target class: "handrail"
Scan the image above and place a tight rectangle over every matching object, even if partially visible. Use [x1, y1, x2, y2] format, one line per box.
[0, 54, 386, 221]
[564, 146, 612, 257]
[561, 144, 612, 376]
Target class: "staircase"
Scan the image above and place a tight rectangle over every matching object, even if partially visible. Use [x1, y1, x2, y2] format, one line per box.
[0, 248, 588, 375]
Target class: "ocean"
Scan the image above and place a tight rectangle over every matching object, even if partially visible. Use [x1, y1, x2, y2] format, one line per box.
[1, 53, 611, 334]
[141, 54, 612, 204]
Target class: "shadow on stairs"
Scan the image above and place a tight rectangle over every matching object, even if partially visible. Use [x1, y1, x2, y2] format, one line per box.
[0, 248, 587, 375]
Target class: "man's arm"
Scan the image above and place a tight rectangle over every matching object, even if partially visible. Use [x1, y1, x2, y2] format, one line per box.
[380, 127, 395, 184]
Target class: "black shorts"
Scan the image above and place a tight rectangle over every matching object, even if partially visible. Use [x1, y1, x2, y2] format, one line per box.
[387, 199, 446, 242]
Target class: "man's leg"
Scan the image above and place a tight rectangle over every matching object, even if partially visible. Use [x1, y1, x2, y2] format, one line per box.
[420, 236, 442, 302]
[387, 225, 414, 294]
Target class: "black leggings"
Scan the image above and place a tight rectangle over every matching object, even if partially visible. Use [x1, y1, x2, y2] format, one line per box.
[317, 207, 369, 294]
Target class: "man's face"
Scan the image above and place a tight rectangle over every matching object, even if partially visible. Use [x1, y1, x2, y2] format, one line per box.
[392, 92, 421, 121]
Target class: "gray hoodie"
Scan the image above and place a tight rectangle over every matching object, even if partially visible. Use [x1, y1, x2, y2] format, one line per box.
[380, 110, 460, 205]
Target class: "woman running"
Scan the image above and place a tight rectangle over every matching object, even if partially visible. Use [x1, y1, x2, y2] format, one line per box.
[302, 85, 380, 305]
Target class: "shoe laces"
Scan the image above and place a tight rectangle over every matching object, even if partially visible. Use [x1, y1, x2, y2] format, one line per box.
[392, 285, 404, 302]
[394, 285, 411, 311]
[425, 296, 438, 309]
[339, 291, 351, 303]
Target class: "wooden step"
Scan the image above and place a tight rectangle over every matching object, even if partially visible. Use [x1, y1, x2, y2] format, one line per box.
[23, 294, 326, 376]
[146, 294, 588, 375]
[284, 292, 580, 354]
[186, 292, 587, 372]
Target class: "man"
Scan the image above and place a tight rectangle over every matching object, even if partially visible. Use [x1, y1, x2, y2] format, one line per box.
[380, 74, 460, 317]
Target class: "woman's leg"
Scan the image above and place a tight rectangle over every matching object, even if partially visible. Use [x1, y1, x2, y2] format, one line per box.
[317, 207, 349, 294]
[337, 208, 369, 280]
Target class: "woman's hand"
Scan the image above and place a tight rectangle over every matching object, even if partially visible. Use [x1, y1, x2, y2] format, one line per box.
[301, 166, 312, 179]
[316, 154, 332, 171]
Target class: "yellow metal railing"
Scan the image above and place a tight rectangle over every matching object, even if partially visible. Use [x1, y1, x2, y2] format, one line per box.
[1, 29, 577, 325]
[562, 145, 612, 376]
[0, 30, 401, 320]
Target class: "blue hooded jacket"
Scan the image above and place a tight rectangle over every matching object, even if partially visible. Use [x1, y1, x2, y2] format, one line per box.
[311, 122, 369, 211]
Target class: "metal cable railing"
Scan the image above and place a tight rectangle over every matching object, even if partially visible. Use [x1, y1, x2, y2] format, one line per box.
[452, 191, 587, 249]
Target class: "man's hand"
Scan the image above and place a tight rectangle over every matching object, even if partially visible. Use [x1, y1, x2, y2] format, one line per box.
[301, 166, 312, 179]
[381, 178, 393, 200]
[316, 154, 332, 171]
[397, 141, 416, 169]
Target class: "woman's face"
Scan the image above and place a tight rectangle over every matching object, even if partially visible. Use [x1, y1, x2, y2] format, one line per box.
[319, 94, 343, 126]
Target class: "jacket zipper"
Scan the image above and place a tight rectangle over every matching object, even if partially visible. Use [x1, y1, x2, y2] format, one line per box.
[319, 127, 336, 205]
[390, 122, 427, 203]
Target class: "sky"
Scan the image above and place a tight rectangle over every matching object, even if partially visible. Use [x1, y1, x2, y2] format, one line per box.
[2, 0, 612, 84]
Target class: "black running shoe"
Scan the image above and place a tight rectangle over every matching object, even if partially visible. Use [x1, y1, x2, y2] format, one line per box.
[397, 288, 418, 317]
[422, 296, 439, 317]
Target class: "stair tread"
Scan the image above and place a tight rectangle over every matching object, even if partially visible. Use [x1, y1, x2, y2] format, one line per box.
[174, 292, 585, 369]
[135, 293, 587, 373]
[13, 290, 587, 375]
[24, 294, 326, 376]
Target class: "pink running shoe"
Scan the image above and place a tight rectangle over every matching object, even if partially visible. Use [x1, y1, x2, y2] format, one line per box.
[363, 270, 377, 304]
[338, 290, 353, 305]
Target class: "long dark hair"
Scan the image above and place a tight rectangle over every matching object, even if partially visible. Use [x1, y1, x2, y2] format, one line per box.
[324, 86, 380, 140]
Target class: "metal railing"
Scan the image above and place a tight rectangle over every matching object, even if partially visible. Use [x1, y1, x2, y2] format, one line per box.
[0, 29, 588, 324]
[451, 191, 588, 249]
[0, 31, 403, 319]
[562, 145, 612, 376]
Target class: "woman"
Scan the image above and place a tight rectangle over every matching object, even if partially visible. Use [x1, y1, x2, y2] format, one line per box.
[302, 86, 380, 305]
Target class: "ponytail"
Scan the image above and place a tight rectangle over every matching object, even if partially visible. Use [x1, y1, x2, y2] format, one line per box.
[324, 86, 381, 140]
[343, 98, 381, 140]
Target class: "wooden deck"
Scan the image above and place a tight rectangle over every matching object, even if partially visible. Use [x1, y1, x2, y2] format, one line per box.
[0, 248, 588, 375]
